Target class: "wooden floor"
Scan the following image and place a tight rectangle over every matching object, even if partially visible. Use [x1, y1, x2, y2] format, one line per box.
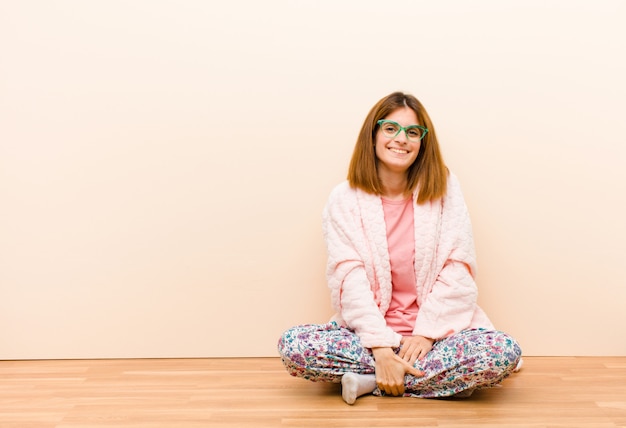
[1, 357, 626, 428]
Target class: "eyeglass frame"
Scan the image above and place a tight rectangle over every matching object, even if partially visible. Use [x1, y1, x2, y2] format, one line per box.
[376, 119, 428, 142]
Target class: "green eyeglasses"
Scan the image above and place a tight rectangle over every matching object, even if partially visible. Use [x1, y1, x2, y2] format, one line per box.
[377, 120, 428, 142]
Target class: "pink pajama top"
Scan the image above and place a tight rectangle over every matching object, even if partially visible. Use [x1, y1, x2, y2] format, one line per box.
[381, 197, 419, 336]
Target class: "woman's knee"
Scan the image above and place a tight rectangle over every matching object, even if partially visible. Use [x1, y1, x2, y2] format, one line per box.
[277, 326, 298, 358]
[495, 331, 522, 362]
[457, 329, 522, 369]
[277, 324, 318, 361]
[482, 330, 522, 374]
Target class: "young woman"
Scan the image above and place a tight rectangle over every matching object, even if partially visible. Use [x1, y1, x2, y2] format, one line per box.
[278, 92, 522, 404]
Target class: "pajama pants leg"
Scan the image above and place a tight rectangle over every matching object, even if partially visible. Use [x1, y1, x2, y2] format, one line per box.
[278, 322, 375, 382]
[402, 328, 522, 398]
[277, 322, 522, 397]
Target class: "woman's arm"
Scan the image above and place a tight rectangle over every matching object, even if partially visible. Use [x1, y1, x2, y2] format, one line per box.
[322, 184, 401, 348]
[413, 175, 480, 339]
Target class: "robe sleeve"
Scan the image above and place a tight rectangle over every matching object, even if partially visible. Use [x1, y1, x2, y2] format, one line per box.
[412, 175, 480, 339]
[322, 184, 401, 348]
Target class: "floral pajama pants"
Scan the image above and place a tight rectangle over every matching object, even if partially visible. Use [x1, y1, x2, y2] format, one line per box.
[277, 321, 522, 398]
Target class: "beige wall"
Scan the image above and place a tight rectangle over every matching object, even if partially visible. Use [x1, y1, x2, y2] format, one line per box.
[1, 0, 625, 359]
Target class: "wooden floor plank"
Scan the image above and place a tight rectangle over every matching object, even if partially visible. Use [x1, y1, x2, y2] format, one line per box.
[1, 357, 625, 427]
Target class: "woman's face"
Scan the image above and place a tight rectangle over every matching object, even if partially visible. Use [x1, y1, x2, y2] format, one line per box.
[374, 107, 421, 178]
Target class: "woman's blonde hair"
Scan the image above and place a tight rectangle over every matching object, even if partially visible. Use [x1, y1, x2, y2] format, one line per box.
[347, 92, 448, 204]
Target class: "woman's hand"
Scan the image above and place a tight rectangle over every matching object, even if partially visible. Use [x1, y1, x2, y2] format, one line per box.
[398, 335, 435, 365]
[371, 347, 424, 396]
